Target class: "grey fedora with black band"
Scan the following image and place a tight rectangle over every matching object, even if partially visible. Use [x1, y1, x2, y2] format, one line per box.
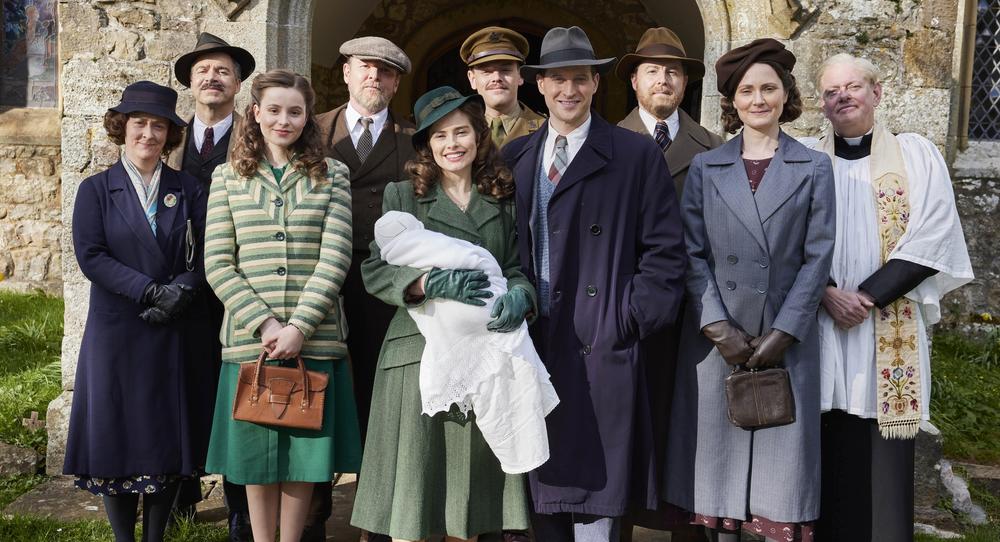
[173, 32, 256, 88]
[521, 26, 616, 78]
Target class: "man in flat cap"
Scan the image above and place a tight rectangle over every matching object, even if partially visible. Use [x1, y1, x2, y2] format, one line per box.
[503, 26, 686, 542]
[614, 27, 720, 542]
[314, 37, 415, 542]
[461, 26, 545, 148]
[168, 31, 256, 542]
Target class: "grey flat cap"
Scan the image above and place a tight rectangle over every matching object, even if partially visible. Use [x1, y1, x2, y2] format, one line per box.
[339, 36, 411, 74]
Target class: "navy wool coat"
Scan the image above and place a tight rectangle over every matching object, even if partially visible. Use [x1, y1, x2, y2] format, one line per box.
[503, 113, 686, 516]
[63, 161, 217, 479]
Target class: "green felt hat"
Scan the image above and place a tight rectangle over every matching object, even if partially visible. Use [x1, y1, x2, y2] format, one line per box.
[412, 86, 483, 144]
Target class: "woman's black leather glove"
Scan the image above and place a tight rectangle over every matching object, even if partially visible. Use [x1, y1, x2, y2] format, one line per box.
[702, 320, 755, 366]
[423, 268, 493, 306]
[140, 283, 196, 324]
[746, 329, 796, 369]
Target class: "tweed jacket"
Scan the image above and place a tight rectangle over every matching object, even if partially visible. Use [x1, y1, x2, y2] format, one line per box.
[316, 103, 415, 252]
[618, 107, 723, 196]
[166, 113, 242, 173]
[498, 102, 546, 148]
[205, 157, 353, 364]
[360, 181, 535, 369]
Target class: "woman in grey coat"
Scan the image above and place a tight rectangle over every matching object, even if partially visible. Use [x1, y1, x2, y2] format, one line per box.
[663, 39, 835, 542]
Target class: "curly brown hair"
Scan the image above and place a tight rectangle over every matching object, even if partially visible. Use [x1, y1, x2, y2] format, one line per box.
[103, 111, 184, 156]
[720, 60, 802, 134]
[408, 101, 515, 200]
[230, 69, 328, 181]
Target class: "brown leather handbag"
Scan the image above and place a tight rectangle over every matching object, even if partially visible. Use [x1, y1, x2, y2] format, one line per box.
[232, 351, 328, 430]
[725, 366, 795, 430]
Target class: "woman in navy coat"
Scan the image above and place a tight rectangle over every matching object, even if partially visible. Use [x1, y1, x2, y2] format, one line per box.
[63, 81, 216, 542]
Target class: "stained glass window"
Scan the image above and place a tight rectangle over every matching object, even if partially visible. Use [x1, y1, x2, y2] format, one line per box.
[1, 0, 58, 108]
[970, 0, 1000, 139]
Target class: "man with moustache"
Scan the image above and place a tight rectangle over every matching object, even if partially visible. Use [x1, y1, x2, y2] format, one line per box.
[503, 26, 686, 542]
[168, 32, 256, 542]
[613, 27, 720, 542]
[460, 26, 545, 148]
[807, 53, 972, 542]
[315, 36, 414, 542]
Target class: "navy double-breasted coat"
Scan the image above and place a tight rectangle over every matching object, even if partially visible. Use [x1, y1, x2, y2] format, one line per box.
[503, 113, 687, 516]
[63, 161, 216, 479]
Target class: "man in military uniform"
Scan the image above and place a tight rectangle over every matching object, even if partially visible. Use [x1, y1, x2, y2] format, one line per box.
[461, 26, 545, 148]
[614, 27, 722, 542]
[314, 36, 415, 542]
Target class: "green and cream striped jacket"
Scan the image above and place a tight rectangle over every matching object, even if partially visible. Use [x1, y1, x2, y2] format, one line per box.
[205, 157, 352, 363]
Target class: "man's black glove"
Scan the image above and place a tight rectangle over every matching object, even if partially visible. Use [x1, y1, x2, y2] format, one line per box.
[702, 320, 755, 366]
[423, 268, 493, 306]
[746, 329, 796, 369]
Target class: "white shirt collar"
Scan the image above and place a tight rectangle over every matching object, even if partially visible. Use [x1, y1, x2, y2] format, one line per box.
[543, 115, 592, 174]
[192, 113, 234, 152]
[345, 103, 390, 148]
[637, 107, 679, 143]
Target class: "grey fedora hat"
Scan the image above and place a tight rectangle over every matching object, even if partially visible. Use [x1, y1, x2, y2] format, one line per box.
[521, 26, 616, 78]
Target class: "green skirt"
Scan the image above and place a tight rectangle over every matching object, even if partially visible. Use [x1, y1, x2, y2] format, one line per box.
[350, 359, 530, 540]
[206, 358, 362, 485]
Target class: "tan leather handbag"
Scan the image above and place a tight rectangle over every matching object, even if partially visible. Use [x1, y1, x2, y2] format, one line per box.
[724, 366, 795, 430]
[232, 351, 328, 431]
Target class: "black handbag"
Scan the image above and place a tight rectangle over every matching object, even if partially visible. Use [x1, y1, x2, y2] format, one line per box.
[724, 366, 796, 429]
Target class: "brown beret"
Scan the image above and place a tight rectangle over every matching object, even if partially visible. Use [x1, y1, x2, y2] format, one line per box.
[461, 26, 529, 67]
[715, 38, 796, 97]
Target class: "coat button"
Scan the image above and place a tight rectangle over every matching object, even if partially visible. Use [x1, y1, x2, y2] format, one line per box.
[367, 202, 376, 208]
[727, 255, 738, 264]
[553, 289, 562, 297]
[759, 256, 769, 268]
[725, 281, 736, 290]
[586, 285, 597, 297]
[370, 187, 378, 193]
[276, 266, 287, 276]
[275, 232, 285, 241]
[582, 344, 592, 355]
[590, 224, 602, 235]
[274, 198, 283, 207]
[473, 240, 482, 246]
[756, 283, 767, 294]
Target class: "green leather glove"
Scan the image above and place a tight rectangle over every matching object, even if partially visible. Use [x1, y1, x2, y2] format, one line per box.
[423, 268, 493, 306]
[487, 286, 533, 333]
[746, 328, 796, 369]
[702, 320, 755, 366]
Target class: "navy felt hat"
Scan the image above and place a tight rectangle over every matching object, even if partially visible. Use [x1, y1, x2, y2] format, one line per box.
[109, 81, 187, 127]
[411, 86, 483, 144]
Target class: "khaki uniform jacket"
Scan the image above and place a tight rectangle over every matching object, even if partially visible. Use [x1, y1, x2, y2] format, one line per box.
[316, 104, 415, 251]
[166, 113, 242, 171]
[499, 102, 546, 149]
[204, 158, 353, 364]
[618, 107, 724, 196]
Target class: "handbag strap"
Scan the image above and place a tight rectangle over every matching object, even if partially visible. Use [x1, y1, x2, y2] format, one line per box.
[296, 355, 311, 409]
[253, 351, 313, 408]
[251, 350, 268, 402]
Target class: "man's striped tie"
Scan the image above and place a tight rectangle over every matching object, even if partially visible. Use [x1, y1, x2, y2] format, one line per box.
[356, 117, 374, 162]
[654, 120, 672, 151]
[548, 135, 568, 184]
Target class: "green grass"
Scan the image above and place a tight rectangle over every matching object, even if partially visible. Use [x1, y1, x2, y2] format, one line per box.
[0, 292, 63, 457]
[0, 474, 46, 509]
[0, 515, 228, 542]
[930, 328, 1000, 463]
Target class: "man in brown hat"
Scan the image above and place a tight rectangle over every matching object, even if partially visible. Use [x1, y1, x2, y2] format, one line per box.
[614, 27, 720, 542]
[461, 26, 545, 148]
[315, 37, 414, 542]
[616, 27, 722, 196]
[168, 31, 256, 542]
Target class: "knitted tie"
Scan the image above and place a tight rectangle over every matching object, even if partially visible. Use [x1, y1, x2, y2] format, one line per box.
[356, 117, 374, 163]
[548, 135, 568, 184]
[200, 126, 215, 159]
[654, 121, 672, 151]
[490, 117, 506, 147]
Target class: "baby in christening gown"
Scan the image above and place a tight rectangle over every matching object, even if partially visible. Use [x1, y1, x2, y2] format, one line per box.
[374, 210, 559, 474]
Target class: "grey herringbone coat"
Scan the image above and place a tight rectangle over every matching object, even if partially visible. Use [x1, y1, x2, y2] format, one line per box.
[663, 131, 835, 524]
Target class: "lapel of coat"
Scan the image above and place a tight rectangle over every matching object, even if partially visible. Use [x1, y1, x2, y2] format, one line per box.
[354, 112, 401, 178]
[618, 107, 648, 136]
[667, 110, 713, 177]
[155, 166, 183, 256]
[707, 135, 768, 251]
[510, 124, 547, 218]
[280, 163, 323, 219]
[329, 107, 363, 173]
[752, 131, 811, 224]
[245, 161, 284, 222]
[423, 184, 481, 238]
[226, 113, 242, 156]
[552, 113, 611, 201]
[469, 191, 501, 232]
[165, 118, 192, 170]
[108, 161, 166, 263]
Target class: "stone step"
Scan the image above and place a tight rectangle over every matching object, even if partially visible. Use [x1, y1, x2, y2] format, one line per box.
[956, 461, 1000, 499]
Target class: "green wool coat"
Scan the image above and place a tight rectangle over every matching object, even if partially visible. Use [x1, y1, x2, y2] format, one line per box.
[350, 180, 536, 540]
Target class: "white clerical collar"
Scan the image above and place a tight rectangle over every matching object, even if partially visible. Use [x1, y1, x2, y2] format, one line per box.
[192, 112, 234, 150]
[838, 127, 874, 147]
[638, 107, 679, 141]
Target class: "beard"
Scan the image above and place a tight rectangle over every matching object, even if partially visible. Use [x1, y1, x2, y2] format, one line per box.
[355, 86, 391, 113]
[639, 90, 682, 119]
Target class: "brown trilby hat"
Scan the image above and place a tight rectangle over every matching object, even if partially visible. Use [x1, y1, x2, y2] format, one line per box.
[715, 38, 796, 97]
[461, 26, 529, 67]
[615, 27, 705, 81]
[340, 36, 412, 74]
[173, 32, 256, 88]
